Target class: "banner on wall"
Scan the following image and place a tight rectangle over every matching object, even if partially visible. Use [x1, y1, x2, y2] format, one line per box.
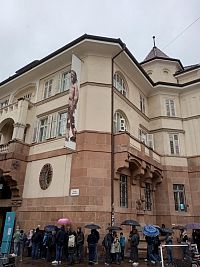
[64, 54, 81, 150]
[1, 212, 16, 254]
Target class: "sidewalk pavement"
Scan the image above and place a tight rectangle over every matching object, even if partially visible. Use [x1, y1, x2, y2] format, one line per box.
[15, 258, 151, 267]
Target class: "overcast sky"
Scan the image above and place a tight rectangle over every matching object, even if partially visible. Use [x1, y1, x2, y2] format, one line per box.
[0, 0, 200, 82]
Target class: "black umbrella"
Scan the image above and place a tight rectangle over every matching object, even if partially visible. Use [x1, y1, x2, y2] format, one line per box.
[44, 225, 56, 232]
[121, 220, 140, 226]
[84, 223, 101, 230]
[106, 226, 122, 231]
[172, 224, 186, 230]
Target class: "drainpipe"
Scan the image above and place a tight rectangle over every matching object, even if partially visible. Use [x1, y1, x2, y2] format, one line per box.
[111, 44, 126, 226]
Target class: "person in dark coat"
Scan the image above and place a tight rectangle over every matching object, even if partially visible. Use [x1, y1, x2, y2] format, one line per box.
[67, 230, 77, 266]
[102, 229, 114, 265]
[130, 228, 140, 266]
[52, 226, 66, 264]
[93, 229, 100, 264]
[31, 227, 43, 259]
[87, 229, 98, 265]
[76, 227, 84, 263]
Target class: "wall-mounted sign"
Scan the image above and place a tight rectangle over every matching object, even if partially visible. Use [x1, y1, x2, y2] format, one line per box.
[70, 188, 80, 196]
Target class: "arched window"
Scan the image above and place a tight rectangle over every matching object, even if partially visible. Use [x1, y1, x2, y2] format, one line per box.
[113, 72, 127, 97]
[114, 111, 127, 133]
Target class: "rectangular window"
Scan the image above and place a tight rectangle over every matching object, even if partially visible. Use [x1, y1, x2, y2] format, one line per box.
[57, 112, 67, 136]
[139, 129, 154, 149]
[38, 118, 48, 142]
[140, 94, 145, 113]
[44, 79, 53, 99]
[169, 133, 180, 155]
[173, 184, 186, 212]
[144, 183, 152, 211]
[166, 99, 175, 116]
[61, 72, 70, 92]
[120, 175, 128, 208]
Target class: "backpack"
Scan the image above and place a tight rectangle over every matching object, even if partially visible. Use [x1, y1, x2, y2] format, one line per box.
[68, 234, 75, 247]
[131, 234, 140, 246]
[46, 234, 53, 247]
[19, 233, 27, 244]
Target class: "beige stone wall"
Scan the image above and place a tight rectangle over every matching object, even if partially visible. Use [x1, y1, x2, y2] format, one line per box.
[142, 60, 179, 83]
[23, 154, 72, 198]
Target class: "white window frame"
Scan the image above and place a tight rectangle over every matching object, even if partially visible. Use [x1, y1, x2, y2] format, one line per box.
[173, 184, 186, 212]
[140, 94, 145, 113]
[38, 117, 48, 142]
[44, 79, 53, 99]
[57, 112, 67, 136]
[120, 174, 128, 208]
[114, 112, 126, 133]
[113, 73, 127, 97]
[139, 129, 154, 149]
[165, 99, 176, 117]
[60, 72, 71, 92]
[169, 133, 180, 155]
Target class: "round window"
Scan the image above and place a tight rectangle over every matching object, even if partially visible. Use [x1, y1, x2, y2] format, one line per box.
[39, 163, 53, 190]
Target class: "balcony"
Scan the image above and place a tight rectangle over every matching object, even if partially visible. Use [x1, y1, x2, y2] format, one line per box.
[0, 99, 30, 124]
[114, 132, 161, 168]
[0, 139, 29, 158]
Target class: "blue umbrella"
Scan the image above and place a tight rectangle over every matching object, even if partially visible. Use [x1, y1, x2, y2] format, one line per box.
[186, 223, 200, 230]
[143, 225, 160, 237]
[44, 224, 56, 232]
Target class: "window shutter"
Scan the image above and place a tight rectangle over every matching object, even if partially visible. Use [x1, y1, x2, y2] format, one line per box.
[170, 99, 175, 116]
[55, 74, 62, 94]
[32, 120, 39, 143]
[46, 115, 53, 139]
[147, 134, 154, 149]
[169, 134, 175, 154]
[166, 99, 170, 116]
[50, 114, 58, 138]
[174, 134, 180, 154]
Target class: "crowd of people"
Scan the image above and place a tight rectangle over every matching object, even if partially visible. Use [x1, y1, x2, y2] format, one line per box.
[11, 224, 200, 266]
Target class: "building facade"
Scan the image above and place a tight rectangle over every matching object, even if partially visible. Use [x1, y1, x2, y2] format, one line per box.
[0, 34, 200, 237]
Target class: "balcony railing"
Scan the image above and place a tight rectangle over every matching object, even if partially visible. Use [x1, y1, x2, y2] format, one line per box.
[0, 140, 30, 155]
[0, 143, 9, 153]
[115, 132, 161, 164]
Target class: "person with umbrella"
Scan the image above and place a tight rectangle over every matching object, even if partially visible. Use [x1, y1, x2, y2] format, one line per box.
[87, 229, 98, 265]
[129, 228, 140, 266]
[143, 225, 160, 264]
[84, 223, 101, 264]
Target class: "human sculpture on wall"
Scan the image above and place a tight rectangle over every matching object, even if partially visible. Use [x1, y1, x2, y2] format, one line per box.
[136, 195, 145, 211]
[65, 70, 79, 142]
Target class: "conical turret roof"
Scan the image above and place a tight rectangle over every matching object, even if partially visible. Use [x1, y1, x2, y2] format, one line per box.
[143, 46, 169, 62]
